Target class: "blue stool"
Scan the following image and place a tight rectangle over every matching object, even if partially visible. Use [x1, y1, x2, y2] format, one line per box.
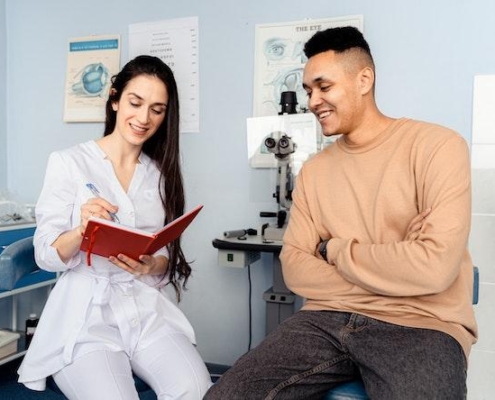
[324, 380, 368, 400]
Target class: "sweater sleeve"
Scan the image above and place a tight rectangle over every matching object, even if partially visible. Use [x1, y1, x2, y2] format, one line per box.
[280, 171, 358, 300]
[329, 134, 472, 296]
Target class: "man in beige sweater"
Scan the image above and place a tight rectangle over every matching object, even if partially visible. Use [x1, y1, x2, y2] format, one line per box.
[206, 26, 477, 400]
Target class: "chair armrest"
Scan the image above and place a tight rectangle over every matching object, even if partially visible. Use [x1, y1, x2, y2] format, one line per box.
[0, 236, 38, 291]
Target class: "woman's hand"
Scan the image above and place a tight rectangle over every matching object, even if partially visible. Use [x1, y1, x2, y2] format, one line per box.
[404, 207, 432, 241]
[108, 254, 169, 277]
[79, 198, 119, 236]
[53, 197, 118, 262]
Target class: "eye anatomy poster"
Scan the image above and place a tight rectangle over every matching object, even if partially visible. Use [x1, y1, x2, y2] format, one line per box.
[253, 15, 363, 117]
[63, 35, 121, 122]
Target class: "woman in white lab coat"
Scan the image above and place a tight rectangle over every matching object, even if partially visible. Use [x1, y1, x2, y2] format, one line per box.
[18, 55, 212, 399]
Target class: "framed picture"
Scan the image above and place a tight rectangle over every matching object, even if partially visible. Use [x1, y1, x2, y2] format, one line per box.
[63, 35, 120, 122]
[129, 17, 200, 133]
[253, 15, 363, 117]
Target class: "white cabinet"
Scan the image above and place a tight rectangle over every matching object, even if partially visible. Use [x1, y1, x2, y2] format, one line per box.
[0, 223, 57, 366]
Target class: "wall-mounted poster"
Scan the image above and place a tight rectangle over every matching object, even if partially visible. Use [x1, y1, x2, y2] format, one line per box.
[63, 35, 120, 122]
[253, 15, 363, 117]
[129, 17, 200, 133]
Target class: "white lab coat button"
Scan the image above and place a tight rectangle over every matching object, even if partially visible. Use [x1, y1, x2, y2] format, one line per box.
[131, 319, 138, 327]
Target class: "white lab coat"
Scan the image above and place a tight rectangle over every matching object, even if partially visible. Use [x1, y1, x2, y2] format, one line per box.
[18, 141, 195, 390]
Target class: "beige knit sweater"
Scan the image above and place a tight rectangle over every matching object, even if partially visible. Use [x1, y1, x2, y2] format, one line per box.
[280, 118, 477, 358]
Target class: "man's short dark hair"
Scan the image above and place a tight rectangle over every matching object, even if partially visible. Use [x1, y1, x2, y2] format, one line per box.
[304, 26, 373, 64]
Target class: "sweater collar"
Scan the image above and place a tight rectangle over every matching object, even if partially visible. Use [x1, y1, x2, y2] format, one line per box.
[336, 118, 409, 154]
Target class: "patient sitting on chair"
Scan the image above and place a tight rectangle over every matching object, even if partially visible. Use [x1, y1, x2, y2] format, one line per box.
[205, 26, 477, 400]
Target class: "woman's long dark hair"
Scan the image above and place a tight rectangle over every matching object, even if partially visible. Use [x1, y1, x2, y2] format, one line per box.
[103, 55, 190, 301]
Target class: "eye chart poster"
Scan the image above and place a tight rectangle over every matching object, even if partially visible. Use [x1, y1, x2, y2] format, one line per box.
[129, 17, 199, 133]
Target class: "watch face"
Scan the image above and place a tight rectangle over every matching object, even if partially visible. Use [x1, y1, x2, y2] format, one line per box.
[319, 240, 328, 259]
[319, 239, 331, 261]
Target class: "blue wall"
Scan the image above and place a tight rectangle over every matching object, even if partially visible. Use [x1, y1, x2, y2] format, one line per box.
[3, 0, 495, 365]
[0, 0, 6, 188]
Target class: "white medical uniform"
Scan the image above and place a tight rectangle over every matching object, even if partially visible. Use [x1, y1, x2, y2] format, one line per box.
[17, 141, 203, 393]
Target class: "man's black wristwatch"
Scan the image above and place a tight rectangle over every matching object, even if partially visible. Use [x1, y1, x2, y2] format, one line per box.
[319, 239, 329, 261]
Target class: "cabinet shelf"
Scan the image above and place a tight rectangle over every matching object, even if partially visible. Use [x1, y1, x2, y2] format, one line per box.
[0, 223, 57, 367]
[0, 330, 27, 366]
[0, 276, 57, 299]
[0, 274, 57, 365]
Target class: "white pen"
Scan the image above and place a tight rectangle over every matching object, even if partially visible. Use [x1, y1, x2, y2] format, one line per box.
[85, 183, 120, 223]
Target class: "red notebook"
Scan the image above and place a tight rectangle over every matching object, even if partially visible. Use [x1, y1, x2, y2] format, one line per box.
[80, 205, 203, 265]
